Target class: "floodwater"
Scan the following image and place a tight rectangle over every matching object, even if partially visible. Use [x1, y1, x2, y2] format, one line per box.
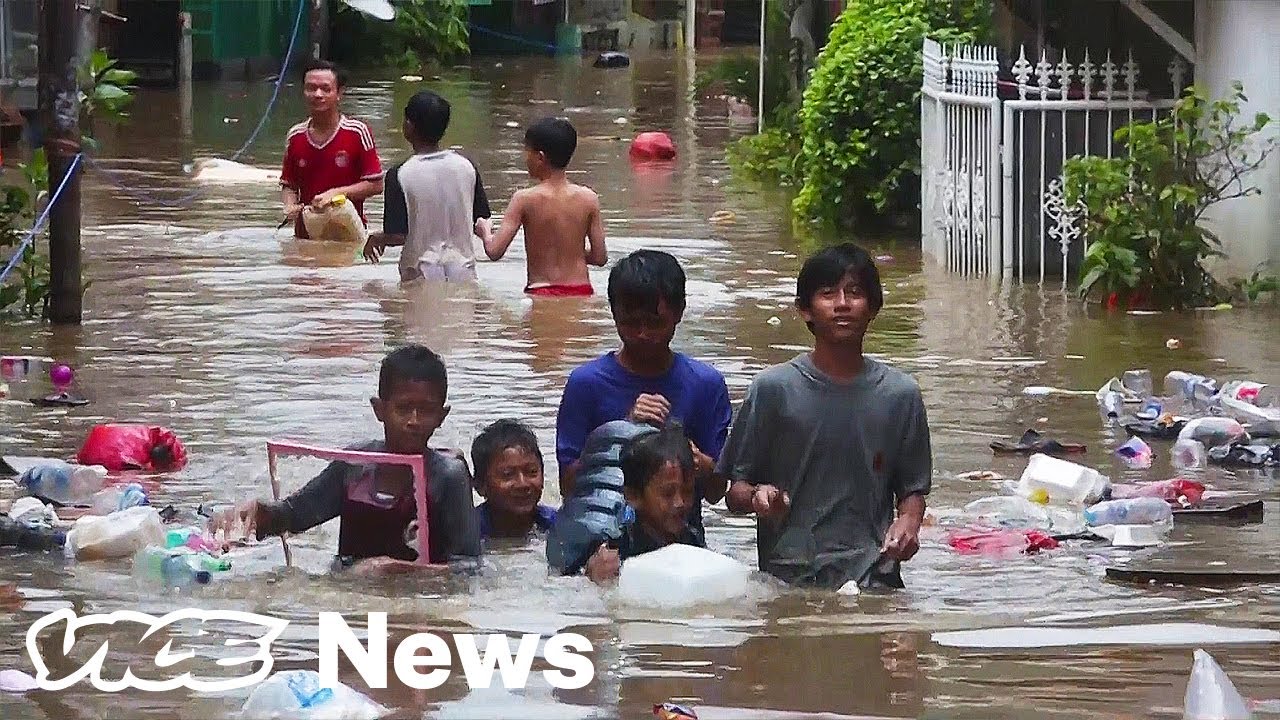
[2, 52, 1279, 719]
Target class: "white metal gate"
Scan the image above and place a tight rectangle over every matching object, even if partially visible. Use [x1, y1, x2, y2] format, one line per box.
[921, 39, 1186, 283]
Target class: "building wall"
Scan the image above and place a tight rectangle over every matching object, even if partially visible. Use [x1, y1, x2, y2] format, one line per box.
[1194, 0, 1280, 276]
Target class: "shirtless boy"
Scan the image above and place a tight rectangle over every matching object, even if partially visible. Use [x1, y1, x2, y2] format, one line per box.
[484, 117, 607, 296]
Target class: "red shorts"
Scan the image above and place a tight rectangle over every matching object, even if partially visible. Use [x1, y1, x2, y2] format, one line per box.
[525, 283, 594, 297]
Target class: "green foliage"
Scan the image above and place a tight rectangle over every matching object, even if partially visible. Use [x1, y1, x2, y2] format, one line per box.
[726, 125, 802, 184]
[330, 0, 469, 70]
[1227, 265, 1279, 304]
[695, 0, 792, 121]
[78, 48, 138, 147]
[1063, 82, 1275, 310]
[790, 0, 991, 233]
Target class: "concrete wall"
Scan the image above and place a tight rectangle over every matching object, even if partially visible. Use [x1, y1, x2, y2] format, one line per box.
[1194, 0, 1280, 276]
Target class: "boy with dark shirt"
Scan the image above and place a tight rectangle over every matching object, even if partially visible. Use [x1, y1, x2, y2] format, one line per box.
[719, 244, 933, 591]
[471, 419, 557, 540]
[212, 345, 480, 573]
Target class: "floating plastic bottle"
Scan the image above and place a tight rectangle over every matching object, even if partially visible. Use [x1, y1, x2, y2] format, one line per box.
[240, 670, 389, 720]
[301, 194, 368, 244]
[1165, 371, 1219, 408]
[1083, 497, 1173, 527]
[1111, 479, 1205, 507]
[1183, 649, 1253, 720]
[1178, 417, 1247, 448]
[89, 483, 148, 515]
[1017, 454, 1111, 506]
[164, 527, 220, 554]
[18, 461, 107, 506]
[1099, 391, 1124, 418]
[132, 546, 212, 588]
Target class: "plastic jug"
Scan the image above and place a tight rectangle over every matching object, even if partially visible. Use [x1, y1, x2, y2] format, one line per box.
[616, 544, 753, 609]
[66, 505, 165, 561]
[301, 195, 368, 244]
[1122, 369, 1154, 398]
[1016, 454, 1110, 506]
[1183, 649, 1253, 720]
[239, 670, 390, 720]
[18, 461, 107, 506]
[89, 483, 148, 515]
[132, 546, 212, 588]
[1178, 417, 1247, 448]
[964, 496, 1085, 535]
[1083, 497, 1173, 526]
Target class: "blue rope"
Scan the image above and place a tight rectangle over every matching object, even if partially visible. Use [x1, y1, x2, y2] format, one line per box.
[84, 0, 307, 208]
[0, 153, 84, 286]
[467, 23, 558, 53]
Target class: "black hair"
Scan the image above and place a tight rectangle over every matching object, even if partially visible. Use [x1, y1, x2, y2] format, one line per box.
[405, 90, 450, 144]
[524, 117, 577, 169]
[607, 249, 687, 315]
[796, 242, 884, 314]
[471, 419, 543, 485]
[302, 59, 347, 90]
[378, 344, 447, 399]
[621, 422, 694, 496]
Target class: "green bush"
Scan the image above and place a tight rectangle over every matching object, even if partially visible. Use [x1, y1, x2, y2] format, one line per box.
[791, 0, 990, 232]
[1063, 82, 1275, 310]
[330, 0, 469, 70]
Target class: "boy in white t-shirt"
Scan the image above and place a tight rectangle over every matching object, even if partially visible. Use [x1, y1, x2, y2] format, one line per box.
[364, 91, 492, 282]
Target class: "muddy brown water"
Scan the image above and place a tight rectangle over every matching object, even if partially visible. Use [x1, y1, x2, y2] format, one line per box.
[1, 53, 1278, 719]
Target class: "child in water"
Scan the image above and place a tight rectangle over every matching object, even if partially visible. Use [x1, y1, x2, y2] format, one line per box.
[471, 419, 557, 540]
[483, 117, 608, 296]
[583, 423, 704, 584]
[211, 345, 481, 574]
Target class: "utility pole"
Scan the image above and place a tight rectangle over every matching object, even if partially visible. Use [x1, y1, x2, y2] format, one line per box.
[38, 0, 83, 324]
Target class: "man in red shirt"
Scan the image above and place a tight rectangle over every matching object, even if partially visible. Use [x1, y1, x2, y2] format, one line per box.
[280, 60, 384, 239]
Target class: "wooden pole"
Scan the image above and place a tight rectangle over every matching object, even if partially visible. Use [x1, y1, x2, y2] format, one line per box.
[179, 12, 193, 139]
[38, 0, 83, 324]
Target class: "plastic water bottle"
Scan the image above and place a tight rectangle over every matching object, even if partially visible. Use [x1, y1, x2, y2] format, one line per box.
[18, 462, 107, 506]
[164, 527, 220, 554]
[89, 483, 148, 515]
[1083, 497, 1173, 526]
[1164, 371, 1218, 406]
[132, 546, 211, 588]
[1100, 391, 1124, 418]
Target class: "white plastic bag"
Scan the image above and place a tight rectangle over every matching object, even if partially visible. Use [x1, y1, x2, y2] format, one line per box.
[616, 544, 752, 608]
[66, 506, 165, 561]
[1184, 649, 1253, 720]
[301, 196, 368, 244]
[240, 670, 389, 720]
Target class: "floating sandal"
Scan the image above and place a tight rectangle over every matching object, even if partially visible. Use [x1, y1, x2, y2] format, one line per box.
[990, 429, 1086, 455]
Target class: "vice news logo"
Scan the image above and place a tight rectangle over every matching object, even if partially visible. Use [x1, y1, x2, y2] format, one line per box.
[25, 608, 595, 693]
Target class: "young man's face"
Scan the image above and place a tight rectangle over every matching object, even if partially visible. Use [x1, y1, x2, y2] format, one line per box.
[797, 272, 877, 342]
[371, 379, 449, 453]
[625, 461, 693, 541]
[304, 69, 341, 116]
[480, 446, 544, 518]
[613, 297, 680, 363]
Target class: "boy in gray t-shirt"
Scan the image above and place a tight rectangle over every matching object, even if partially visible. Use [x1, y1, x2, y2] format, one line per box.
[718, 244, 932, 590]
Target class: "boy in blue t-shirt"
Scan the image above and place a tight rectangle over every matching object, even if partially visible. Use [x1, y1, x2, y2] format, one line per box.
[471, 419, 557, 540]
[555, 250, 732, 544]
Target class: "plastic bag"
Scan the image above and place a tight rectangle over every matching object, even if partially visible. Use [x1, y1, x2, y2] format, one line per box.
[76, 424, 188, 472]
[629, 132, 677, 161]
[945, 527, 1059, 556]
[1183, 649, 1253, 720]
[239, 670, 389, 720]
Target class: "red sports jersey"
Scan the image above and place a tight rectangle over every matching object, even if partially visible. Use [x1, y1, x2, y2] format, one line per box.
[280, 115, 383, 239]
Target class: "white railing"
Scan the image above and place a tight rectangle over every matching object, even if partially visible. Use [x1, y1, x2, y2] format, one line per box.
[921, 40, 1188, 284]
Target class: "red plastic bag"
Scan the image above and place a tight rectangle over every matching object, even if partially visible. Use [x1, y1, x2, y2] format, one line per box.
[946, 527, 1059, 556]
[76, 424, 188, 472]
[629, 132, 676, 161]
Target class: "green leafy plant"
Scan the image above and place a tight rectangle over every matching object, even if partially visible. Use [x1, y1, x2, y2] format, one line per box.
[1228, 265, 1279, 304]
[1063, 82, 1275, 310]
[78, 48, 137, 150]
[789, 0, 990, 233]
[330, 0, 470, 70]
